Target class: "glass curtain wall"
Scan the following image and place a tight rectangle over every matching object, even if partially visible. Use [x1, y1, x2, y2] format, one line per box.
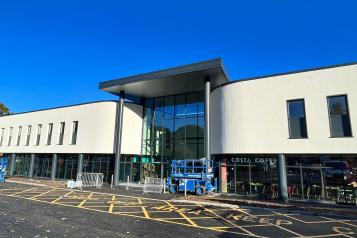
[56, 154, 78, 180]
[33, 154, 52, 178]
[13, 154, 31, 176]
[141, 92, 204, 181]
[82, 154, 114, 183]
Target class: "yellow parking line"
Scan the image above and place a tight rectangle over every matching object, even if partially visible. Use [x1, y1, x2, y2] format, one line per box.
[142, 206, 150, 218]
[157, 216, 214, 220]
[198, 204, 262, 238]
[51, 190, 74, 203]
[164, 201, 197, 227]
[0, 189, 259, 238]
[109, 196, 115, 213]
[30, 188, 57, 199]
[78, 192, 93, 207]
[9, 188, 34, 196]
[321, 216, 357, 228]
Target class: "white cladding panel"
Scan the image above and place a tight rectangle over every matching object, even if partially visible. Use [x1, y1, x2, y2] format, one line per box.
[0, 101, 143, 155]
[211, 64, 357, 154]
[121, 103, 143, 155]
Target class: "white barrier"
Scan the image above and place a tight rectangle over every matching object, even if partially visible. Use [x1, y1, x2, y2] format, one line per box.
[143, 177, 164, 194]
[76, 173, 104, 189]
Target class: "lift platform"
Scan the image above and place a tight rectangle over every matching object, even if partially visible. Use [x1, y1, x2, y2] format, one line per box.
[166, 159, 217, 196]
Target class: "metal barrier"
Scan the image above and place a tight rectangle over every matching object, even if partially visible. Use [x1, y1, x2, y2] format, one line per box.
[76, 173, 104, 189]
[143, 177, 164, 193]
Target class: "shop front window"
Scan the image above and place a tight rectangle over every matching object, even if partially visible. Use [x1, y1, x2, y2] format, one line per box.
[56, 154, 78, 180]
[83, 154, 114, 183]
[13, 154, 31, 176]
[286, 155, 357, 205]
[224, 155, 279, 199]
[33, 154, 52, 178]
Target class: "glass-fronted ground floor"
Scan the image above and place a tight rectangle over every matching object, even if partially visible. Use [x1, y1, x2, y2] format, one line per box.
[214, 154, 357, 205]
[3, 153, 357, 205]
[4, 153, 116, 184]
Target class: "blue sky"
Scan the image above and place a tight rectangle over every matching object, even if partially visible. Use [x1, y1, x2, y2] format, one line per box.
[1, 0, 356, 113]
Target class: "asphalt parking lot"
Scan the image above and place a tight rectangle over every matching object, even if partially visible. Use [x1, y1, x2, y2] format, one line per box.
[1, 182, 357, 238]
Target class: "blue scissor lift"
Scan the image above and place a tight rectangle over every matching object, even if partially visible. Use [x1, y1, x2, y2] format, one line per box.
[166, 159, 217, 196]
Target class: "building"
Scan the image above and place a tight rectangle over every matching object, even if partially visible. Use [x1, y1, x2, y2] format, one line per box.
[1, 59, 356, 204]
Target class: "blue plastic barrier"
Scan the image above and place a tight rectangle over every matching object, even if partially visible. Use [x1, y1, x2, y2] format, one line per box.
[0, 157, 8, 183]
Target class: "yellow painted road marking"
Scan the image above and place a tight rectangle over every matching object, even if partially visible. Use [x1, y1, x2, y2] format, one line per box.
[142, 206, 150, 219]
[78, 192, 93, 207]
[51, 190, 74, 203]
[109, 196, 115, 213]
[321, 216, 357, 228]
[274, 224, 304, 237]
[165, 201, 198, 227]
[197, 204, 263, 238]
[156, 216, 214, 220]
[0, 188, 276, 238]
[9, 188, 34, 196]
[30, 188, 57, 199]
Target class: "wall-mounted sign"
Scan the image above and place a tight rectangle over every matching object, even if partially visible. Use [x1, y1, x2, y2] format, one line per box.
[230, 157, 277, 164]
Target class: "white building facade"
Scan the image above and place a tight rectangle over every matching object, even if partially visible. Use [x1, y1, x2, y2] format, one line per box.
[1, 59, 356, 203]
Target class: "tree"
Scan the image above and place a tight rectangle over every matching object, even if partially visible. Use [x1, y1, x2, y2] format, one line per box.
[0, 103, 10, 115]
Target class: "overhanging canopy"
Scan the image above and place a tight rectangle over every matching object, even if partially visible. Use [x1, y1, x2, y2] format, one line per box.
[99, 58, 229, 98]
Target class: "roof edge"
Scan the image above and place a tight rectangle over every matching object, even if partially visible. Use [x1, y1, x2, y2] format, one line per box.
[0, 100, 118, 118]
[99, 58, 226, 90]
[213, 61, 357, 91]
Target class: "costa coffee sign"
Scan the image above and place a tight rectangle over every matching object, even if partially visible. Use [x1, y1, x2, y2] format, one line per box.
[230, 157, 276, 164]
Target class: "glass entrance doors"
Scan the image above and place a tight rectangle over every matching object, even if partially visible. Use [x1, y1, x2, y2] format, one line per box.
[119, 155, 162, 183]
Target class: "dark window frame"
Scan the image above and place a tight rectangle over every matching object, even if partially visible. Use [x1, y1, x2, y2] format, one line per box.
[71, 121, 78, 145]
[286, 98, 308, 139]
[327, 94, 353, 138]
[58, 122, 65, 145]
[47, 123, 53, 145]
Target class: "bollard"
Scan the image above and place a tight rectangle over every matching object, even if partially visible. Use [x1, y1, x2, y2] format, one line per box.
[126, 176, 129, 190]
[163, 178, 166, 194]
[184, 179, 187, 197]
[111, 174, 114, 189]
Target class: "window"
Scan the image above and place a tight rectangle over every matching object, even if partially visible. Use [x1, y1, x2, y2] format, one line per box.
[26, 125, 32, 146]
[35, 124, 42, 146]
[327, 95, 352, 137]
[287, 99, 308, 138]
[16, 126, 22, 146]
[71, 121, 78, 145]
[8, 127, 13, 146]
[0, 128, 4, 146]
[47, 123, 53, 145]
[58, 122, 65, 145]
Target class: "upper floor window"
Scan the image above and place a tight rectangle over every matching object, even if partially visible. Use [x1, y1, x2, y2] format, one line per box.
[26, 125, 32, 146]
[0, 128, 4, 146]
[58, 122, 65, 145]
[8, 127, 13, 146]
[47, 123, 53, 145]
[16, 126, 22, 146]
[71, 121, 78, 145]
[327, 95, 352, 137]
[35, 124, 42, 146]
[287, 99, 308, 139]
